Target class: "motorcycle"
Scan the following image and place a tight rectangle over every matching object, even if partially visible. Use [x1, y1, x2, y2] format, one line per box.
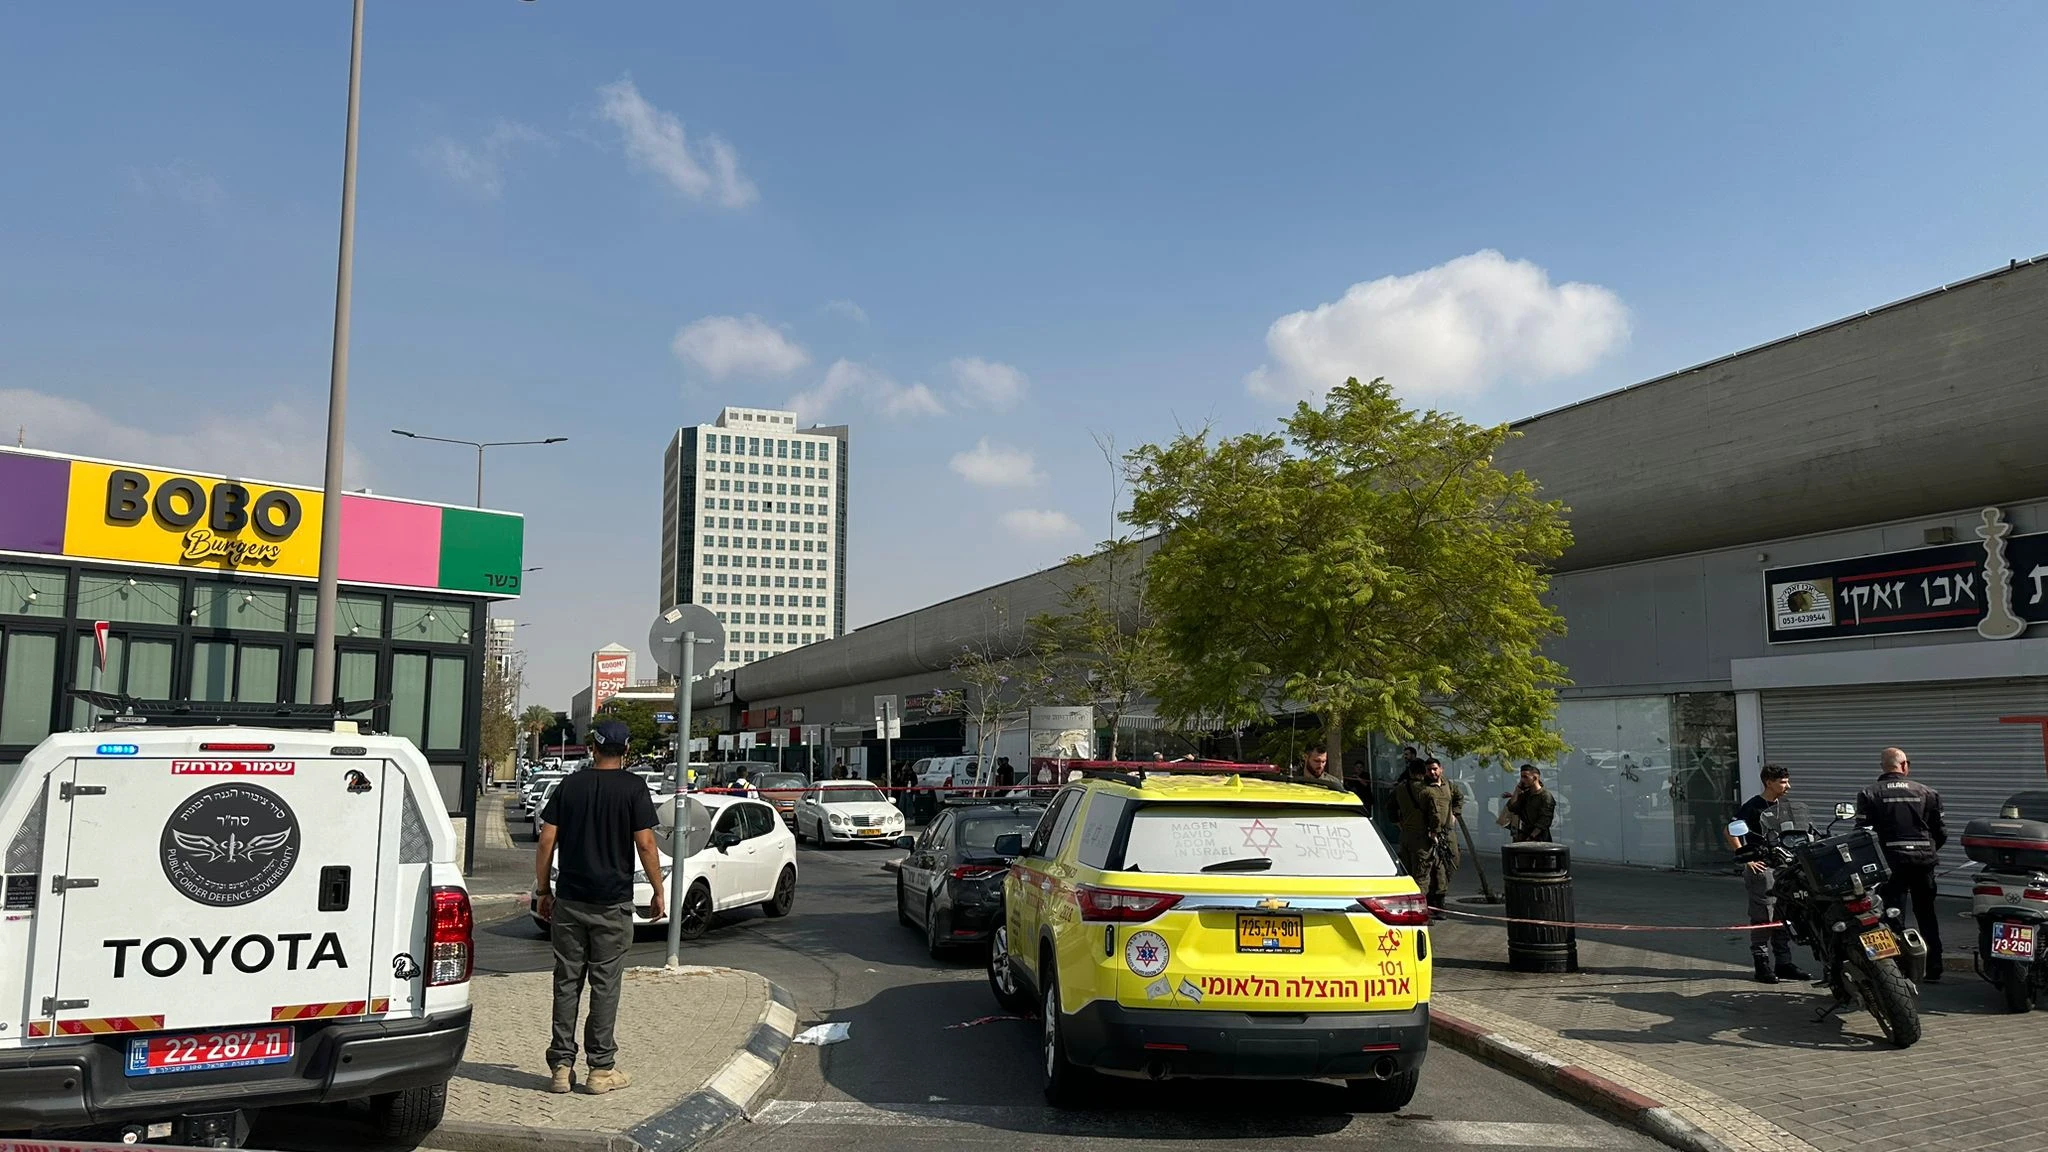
[1729, 801, 1926, 1048]
[1961, 791, 2048, 1014]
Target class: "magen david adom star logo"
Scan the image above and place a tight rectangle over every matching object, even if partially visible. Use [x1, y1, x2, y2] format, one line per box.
[160, 784, 301, 907]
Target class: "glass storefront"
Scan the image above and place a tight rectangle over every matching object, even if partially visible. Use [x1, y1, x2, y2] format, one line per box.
[1371, 691, 1738, 871]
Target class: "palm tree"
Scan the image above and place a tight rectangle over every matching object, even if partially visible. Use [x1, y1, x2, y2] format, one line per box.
[520, 704, 557, 761]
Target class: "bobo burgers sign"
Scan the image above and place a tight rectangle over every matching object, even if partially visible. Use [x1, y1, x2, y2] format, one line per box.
[65, 461, 325, 578]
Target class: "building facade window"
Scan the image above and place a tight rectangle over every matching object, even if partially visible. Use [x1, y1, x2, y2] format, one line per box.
[195, 584, 289, 632]
[0, 629, 59, 745]
[0, 565, 66, 618]
[76, 574, 181, 625]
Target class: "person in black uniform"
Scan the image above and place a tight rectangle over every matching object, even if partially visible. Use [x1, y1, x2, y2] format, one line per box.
[1727, 763, 1813, 985]
[1856, 746, 1947, 983]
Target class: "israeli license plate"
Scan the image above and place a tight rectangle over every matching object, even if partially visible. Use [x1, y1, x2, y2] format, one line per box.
[1860, 927, 1900, 960]
[125, 1027, 293, 1077]
[859, 828, 884, 836]
[1237, 913, 1303, 953]
[1992, 921, 2037, 959]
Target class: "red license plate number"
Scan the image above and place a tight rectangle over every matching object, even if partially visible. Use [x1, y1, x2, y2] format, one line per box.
[125, 1027, 294, 1077]
[1992, 921, 2037, 960]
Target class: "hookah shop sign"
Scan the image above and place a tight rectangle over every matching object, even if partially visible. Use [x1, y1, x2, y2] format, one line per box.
[1764, 508, 2048, 644]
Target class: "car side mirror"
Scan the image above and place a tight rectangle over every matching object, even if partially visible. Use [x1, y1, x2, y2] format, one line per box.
[713, 831, 740, 852]
[894, 835, 915, 851]
[1725, 819, 1750, 839]
[1834, 802, 1857, 821]
[993, 833, 1024, 858]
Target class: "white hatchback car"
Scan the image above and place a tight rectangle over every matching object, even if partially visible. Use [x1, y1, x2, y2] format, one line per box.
[530, 793, 797, 941]
[794, 780, 906, 846]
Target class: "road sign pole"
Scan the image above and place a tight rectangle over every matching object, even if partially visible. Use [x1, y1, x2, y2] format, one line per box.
[882, 698, 895, 788]
[665, 629, 695, 970]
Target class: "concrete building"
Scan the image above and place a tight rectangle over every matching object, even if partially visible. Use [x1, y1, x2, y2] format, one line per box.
[660, 406, 847, 671]
[688, 254, 2048, 878]
[568, 641, 637, 736]
[486, 616, 517, 681]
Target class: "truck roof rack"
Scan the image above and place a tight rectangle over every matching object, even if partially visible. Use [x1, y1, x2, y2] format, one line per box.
[68, 690, 387, 731]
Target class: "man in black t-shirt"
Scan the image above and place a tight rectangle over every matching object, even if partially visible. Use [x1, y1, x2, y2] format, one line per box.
[1727, 763, 1812, 985]
[536, 720, 664, 1095]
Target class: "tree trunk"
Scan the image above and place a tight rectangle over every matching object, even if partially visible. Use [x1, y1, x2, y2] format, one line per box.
[1325, 712, 1342, 776]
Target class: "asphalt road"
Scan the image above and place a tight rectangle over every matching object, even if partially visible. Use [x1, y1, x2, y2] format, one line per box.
[474, 809, 1661, 1152]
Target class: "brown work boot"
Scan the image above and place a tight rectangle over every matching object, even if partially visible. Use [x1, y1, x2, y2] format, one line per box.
[584, 1067, 633, 1094]
[548, 1065, 574, 1094]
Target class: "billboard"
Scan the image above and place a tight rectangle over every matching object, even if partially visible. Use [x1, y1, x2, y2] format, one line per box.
[593, 653, 630, 713]
[0, 446, 525, 598]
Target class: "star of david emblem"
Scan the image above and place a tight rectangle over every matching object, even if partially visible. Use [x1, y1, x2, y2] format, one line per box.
[1136, 942, 1160, 965]
[1240, 819, 1281, 857]
[1376, 929, 1402, 955]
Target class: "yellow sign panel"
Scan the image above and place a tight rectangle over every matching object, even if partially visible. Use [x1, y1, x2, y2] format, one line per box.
[63, 461, 325, 578]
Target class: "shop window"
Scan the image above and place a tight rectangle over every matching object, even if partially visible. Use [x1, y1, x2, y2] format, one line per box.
[392, 599, 470, 646]
[76, 573, 182, 626]
[291, 647, 378, 706]
[194, 584, 290, 633]
[294, 593, 385, 638]
[390, 651, 466, 752]
[190, 640, 284, 704]
[0, 565, 66, 618]
[0, 628, 58, 745]
[72, 633, 175, 727]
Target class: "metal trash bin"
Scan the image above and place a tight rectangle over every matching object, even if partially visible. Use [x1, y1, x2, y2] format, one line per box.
[1501, 842, 1577, 973]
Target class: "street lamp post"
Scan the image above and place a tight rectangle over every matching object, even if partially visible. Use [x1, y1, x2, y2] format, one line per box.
[389, 430, 567, 508]
[309, 0, 366, 709]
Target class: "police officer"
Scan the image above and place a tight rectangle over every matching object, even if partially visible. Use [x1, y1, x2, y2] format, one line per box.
[1728, 763, 1812, 984]
[1856, 746, 1946, 982]
[1395, 757, 1462, 918]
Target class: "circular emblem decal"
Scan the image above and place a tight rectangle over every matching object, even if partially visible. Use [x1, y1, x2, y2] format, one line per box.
[1124, 929, 1170, 978]
[160, 784, 301, 907]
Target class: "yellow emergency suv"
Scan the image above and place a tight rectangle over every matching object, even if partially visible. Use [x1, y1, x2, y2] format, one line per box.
[985, 763, 1431, 1110]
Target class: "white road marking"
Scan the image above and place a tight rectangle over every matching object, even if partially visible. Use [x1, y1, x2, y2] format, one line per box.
[749, 1100, 1635, 1146]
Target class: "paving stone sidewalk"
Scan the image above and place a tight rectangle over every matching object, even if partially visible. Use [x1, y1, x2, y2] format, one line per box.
[1431, 863, 2046, 1152]
[440, 965, 770, 1147]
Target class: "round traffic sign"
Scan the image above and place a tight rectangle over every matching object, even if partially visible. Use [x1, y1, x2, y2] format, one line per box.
[648, 605, 725, 678]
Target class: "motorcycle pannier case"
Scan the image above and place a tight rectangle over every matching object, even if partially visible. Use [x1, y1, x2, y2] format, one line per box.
[1962, 816, 2048, 872]
[1794, 828, 1891, 898]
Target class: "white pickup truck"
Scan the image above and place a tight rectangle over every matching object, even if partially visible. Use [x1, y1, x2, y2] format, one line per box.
[0, 725, 473, 1147]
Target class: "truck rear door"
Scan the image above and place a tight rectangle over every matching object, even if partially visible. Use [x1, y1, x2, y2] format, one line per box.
[41, 754, 389, 1036]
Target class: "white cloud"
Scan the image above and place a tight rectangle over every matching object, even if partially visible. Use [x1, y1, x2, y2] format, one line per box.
[788, 359, 944, 423]
[421, 120, 548, 199]
[824, 299, 869, 325]
[1000, 508, 1081, 539]
[1246, 250, 1629, 404]
[949, 439, 1044, 488]
[948, 357, 1029, 411]
[672, 315, 810, 381]
[124, 160, 223, 207]
[596, 77, 757, 208]
[2, 388, 366, 488]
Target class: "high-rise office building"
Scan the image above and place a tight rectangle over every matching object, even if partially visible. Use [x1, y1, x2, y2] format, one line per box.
[661, 406, 848, 670]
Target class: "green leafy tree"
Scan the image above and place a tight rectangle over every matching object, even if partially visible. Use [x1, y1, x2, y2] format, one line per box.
[480, 655, 521, 781]
[1125, 377, 1572, 767]
[597, 697, 663, 755]
[1029, 436, 1171, 760]
[519, 703, 556, 761]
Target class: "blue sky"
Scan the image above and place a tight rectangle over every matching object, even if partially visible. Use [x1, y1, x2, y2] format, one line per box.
[4, 3, 2047, 708]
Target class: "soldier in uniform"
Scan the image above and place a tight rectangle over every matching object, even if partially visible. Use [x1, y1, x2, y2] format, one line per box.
[1395, 757, 1463, 918]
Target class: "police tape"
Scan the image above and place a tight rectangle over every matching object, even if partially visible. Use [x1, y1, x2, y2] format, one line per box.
[1437, 908, 1790, 932]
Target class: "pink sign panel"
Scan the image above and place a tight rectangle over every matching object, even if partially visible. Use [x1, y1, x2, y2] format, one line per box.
[338, 495, 442, 587]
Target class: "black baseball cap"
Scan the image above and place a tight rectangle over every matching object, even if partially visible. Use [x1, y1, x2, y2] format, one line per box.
[590, 719, 631, 750]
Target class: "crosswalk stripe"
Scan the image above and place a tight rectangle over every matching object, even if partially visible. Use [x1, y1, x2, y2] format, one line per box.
[751, 1100, 1635, 1147]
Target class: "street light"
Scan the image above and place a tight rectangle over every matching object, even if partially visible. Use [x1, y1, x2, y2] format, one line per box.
[390, 430, 568, 508]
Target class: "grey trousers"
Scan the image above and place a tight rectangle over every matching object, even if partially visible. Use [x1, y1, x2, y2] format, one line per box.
[548, 898, 635, 1070]
[1745, 869, 1793, 963]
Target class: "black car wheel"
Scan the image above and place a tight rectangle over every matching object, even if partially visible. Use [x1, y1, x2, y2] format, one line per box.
[926, 896, 947, 958]
[988, 922, 1031, 1012]
[1040, 962, 1091, 1109]
[761, 866, 797, 918]
[677, 881, 714, 942]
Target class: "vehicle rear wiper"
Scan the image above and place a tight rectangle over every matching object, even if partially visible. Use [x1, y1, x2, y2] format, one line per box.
[1201, 857, 1275, 872]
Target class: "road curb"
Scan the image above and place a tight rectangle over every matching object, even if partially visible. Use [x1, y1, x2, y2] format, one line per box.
[624, 979, 800, 1151]
[469, 891, 528, 914]
[430, 1120, 639, 1152]
[1428, 1007, 1736, 1152]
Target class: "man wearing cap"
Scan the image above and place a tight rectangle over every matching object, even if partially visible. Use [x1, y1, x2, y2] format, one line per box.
[535, 720, 665, 1095]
